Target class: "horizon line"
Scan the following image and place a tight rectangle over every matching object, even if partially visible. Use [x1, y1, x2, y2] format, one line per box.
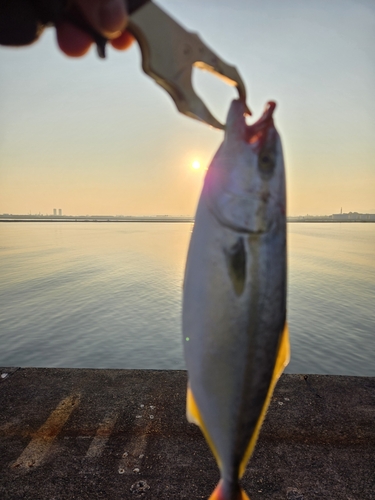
[1, 211, 375, 218]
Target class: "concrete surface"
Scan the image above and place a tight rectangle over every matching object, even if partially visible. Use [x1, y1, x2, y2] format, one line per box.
[0, 368, 374, 499]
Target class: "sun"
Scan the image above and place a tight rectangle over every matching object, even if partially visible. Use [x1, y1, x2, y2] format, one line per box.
[192, 160, 201, 169]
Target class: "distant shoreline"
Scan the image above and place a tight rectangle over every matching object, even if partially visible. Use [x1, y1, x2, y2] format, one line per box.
[0, 218, 194, 223]
[1, 212, 375, 224]
[0, 218, 374, 224]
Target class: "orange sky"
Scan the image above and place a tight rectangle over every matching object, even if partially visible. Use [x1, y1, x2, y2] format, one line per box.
[1, 0, 374, 216]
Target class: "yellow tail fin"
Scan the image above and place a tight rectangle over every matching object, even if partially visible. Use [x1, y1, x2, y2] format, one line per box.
[208, 479, 250, 500]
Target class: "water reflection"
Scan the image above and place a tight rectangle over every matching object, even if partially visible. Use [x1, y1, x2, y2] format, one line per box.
[0, 222, 374, 375]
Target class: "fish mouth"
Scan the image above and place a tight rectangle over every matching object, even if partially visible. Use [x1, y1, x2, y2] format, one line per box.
[246, 101, 276, 151]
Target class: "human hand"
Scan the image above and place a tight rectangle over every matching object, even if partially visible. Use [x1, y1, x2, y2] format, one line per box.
[57, 0, 134, 57]
[0, 0, 134, 57]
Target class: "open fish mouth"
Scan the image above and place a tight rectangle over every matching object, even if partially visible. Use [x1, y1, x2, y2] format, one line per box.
[246, 101, 277, 150]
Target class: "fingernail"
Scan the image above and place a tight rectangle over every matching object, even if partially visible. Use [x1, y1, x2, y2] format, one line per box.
[99, 0, 128, 36]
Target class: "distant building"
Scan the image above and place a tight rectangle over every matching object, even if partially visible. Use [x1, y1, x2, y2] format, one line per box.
[332, 213, 348, 220]
[53, 208, 57, 216]
[58, 209, 62, 216]
[332, 212, 375, 221]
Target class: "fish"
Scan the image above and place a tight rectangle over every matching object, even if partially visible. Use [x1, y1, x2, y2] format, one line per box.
[182, 99, 290, 500]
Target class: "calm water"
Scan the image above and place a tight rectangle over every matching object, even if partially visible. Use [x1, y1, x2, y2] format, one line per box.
[0, 223, 374, 376]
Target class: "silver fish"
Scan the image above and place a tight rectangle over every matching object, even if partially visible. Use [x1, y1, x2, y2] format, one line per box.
[182, 99, 290, 500]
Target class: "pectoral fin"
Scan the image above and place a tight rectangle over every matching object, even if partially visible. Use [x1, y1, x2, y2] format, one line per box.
[239, 322, 290, 477]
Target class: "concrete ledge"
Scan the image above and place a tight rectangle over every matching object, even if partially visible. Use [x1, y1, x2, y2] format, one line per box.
[0, 368, 374, 499]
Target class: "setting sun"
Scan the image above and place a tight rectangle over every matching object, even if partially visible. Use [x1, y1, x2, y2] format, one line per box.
[192, 160, 201, 169]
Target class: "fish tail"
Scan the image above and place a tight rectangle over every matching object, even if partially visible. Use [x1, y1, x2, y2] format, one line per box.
[209, 479, 250, 500]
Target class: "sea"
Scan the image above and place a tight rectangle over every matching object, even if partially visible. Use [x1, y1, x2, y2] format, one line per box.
[0, 222, 374, 376]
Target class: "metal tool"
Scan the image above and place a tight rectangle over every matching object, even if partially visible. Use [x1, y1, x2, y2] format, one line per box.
[34, 0, 249, 129]
[125, 0, 249, 129]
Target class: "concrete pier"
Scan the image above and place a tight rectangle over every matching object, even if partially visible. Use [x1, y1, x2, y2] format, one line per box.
[0, 368, 374, 499]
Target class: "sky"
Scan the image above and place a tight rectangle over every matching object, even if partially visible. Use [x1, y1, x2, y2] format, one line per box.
[0, 0, 374, 216]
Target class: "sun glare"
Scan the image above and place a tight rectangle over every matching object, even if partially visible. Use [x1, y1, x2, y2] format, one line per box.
[192, 160, 201, 169]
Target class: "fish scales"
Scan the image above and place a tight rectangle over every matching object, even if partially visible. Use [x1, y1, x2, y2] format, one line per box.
[182, 99, 290, 500]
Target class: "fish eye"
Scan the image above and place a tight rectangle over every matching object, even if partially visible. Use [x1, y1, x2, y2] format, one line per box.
[258, 144, 276, 177]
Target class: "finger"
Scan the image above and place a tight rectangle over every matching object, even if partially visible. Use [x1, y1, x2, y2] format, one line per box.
[56, 22, 92, 57]
[75, 0, 128, 39]
[110, 30, 134, 50]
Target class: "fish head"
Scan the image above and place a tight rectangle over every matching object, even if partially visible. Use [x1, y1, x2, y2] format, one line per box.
[204, 99, 286, 233]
